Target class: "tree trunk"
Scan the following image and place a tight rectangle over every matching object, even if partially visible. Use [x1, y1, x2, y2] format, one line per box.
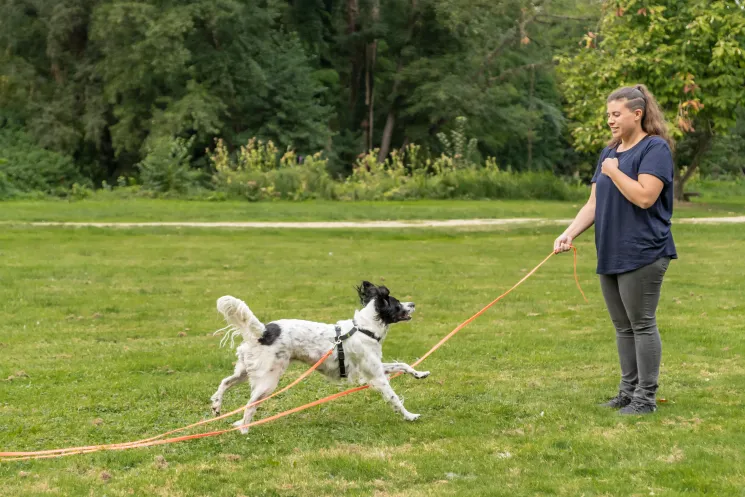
[526, 64, 535, 170]
[366, 0, 379, 151]
[378, 109, 396, 162]
[377, 60, 404, 162]
[366, 41, 377, 151]
[674, 129, 713, 201]
[377, 0, 419, 161]
[346, 0, 360, 114]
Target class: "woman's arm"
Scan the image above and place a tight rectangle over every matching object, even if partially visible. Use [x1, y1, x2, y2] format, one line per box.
[554, 184, 596, 253]
[601, 158, 664, 209]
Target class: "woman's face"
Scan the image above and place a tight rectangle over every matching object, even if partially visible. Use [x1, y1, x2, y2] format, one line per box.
[606, 99, 642, 140]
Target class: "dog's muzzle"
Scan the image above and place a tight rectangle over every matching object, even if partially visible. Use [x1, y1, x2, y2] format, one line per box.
[399, 302, 415, 321]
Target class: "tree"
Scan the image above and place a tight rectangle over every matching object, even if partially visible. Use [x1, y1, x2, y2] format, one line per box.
[0, 0, 610, 183]
[557, 0, 745, 199]
[0, 0, 331, 181]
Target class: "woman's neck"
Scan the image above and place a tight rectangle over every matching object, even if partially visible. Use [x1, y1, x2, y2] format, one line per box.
[618, 129, 648, 151]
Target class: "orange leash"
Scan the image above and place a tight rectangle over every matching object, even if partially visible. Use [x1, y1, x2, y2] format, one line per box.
[0, 248, 586, 461]
[0, 385, 372, 461]
[409, 246, 585, 370]
[0, 347, 337, 457]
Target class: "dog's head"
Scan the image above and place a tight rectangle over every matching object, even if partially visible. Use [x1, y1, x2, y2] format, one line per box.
[356, 281, 415, 325]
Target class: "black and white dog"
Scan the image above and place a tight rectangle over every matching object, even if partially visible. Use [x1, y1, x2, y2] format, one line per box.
[211, 281, 430, 433]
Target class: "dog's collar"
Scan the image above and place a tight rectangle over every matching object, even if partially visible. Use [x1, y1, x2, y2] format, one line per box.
[335, 322, 381, 343]
[356, 327, 381, 342]
[352, 320, 382, 342]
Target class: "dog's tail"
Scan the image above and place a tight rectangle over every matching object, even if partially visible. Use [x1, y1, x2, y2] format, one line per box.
[214, 296, 265, 348]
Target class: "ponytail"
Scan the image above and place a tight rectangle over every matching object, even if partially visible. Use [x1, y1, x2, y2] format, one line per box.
[607, 84, 674, 151]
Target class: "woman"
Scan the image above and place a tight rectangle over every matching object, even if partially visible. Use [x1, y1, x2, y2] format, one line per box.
[554, 84, 677, 415]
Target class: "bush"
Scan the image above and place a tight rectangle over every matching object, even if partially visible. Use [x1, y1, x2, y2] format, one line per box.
[0, 126, 85, 197]
[0, 167, 15, 200]
[210, 138, 336, 201]
[207, 139, 587, 202]
[1, 130, 589, 202]
[137, 136, 201, 194]
[335, 148, 587, 201]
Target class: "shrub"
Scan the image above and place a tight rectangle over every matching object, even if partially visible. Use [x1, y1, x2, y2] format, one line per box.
[137, 136, 201, 194]
[0, 126, 84, 197]
[210, 138, 336, 201]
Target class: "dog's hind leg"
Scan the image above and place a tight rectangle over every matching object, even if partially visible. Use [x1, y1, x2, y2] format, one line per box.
[210, 363, 248, 416]
[382, 362, 430, 379]
[233, 367, 285, 435]
[368, 376, 421, 421]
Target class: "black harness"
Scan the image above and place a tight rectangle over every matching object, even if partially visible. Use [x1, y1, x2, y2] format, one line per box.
[334, 322, 381, 378]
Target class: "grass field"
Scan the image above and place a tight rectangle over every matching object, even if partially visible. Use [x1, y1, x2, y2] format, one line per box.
[1, 203, 744, 496]
[0, 196, 743, 224]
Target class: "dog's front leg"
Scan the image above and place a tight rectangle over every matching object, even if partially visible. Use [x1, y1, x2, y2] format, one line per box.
[210, 366, 248, 416]
[368, 376, 420, 421]
[382, 362, 430, 379]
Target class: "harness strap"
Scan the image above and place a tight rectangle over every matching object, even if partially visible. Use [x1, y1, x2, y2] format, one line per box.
[335, 323, 381, 379]
[334, 325, 347, 378]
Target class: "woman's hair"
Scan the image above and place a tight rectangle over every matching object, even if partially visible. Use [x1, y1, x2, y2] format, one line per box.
[607, 84, 674, 151]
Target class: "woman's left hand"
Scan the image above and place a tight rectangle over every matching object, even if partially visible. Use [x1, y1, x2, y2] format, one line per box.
[601, 157, 619, 176]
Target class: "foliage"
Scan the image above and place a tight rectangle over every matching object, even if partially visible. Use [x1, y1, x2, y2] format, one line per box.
[210, 138, 336, 201]
[207, 137, 586, 202]
[137, 136, 201, 194]
[3, 0, 742, 194]
[436, 117, 480, 168]
[0, 0, 604, 184]
[698, 107, 745, 178]
[0, 0, 331, 183]
[0, 124, 85, 197]
[557, 0, 745, 196]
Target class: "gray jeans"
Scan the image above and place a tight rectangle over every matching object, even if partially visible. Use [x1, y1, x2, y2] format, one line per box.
[599, 257, 671, 405]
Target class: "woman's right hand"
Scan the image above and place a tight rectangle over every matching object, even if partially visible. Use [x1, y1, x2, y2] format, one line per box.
[553, 233, 573, 253]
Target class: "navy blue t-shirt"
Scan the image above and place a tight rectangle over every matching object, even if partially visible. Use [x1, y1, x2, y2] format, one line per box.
[591, 135, 678, 275]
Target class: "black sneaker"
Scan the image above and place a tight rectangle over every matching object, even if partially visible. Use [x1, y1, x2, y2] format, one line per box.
[618, 400, 657, 415]
[599, 393, 632, 409]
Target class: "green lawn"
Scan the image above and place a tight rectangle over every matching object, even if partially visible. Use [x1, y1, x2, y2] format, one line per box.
[0, 197, 743, 224]
[1, 218, 744, 495]
[688, 177, 745, 212]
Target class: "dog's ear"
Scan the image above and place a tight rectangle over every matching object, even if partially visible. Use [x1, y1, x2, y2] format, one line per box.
[377, 285, 390, 299]
[356, 281, 378, 305]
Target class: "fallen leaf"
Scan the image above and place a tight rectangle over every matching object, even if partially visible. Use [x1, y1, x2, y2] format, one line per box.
[5, 371, 29, 381]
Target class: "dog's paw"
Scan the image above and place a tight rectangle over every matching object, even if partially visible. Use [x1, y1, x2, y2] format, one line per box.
[232, 419, 249, 435]
[210, 397, 222, 416]
[414, 371, 430, 379]
[404, 412, 421, 422]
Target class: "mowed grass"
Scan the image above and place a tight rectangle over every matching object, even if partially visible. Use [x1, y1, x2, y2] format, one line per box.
[1, 222, 744, 496]
[0, 197, 743, 223]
